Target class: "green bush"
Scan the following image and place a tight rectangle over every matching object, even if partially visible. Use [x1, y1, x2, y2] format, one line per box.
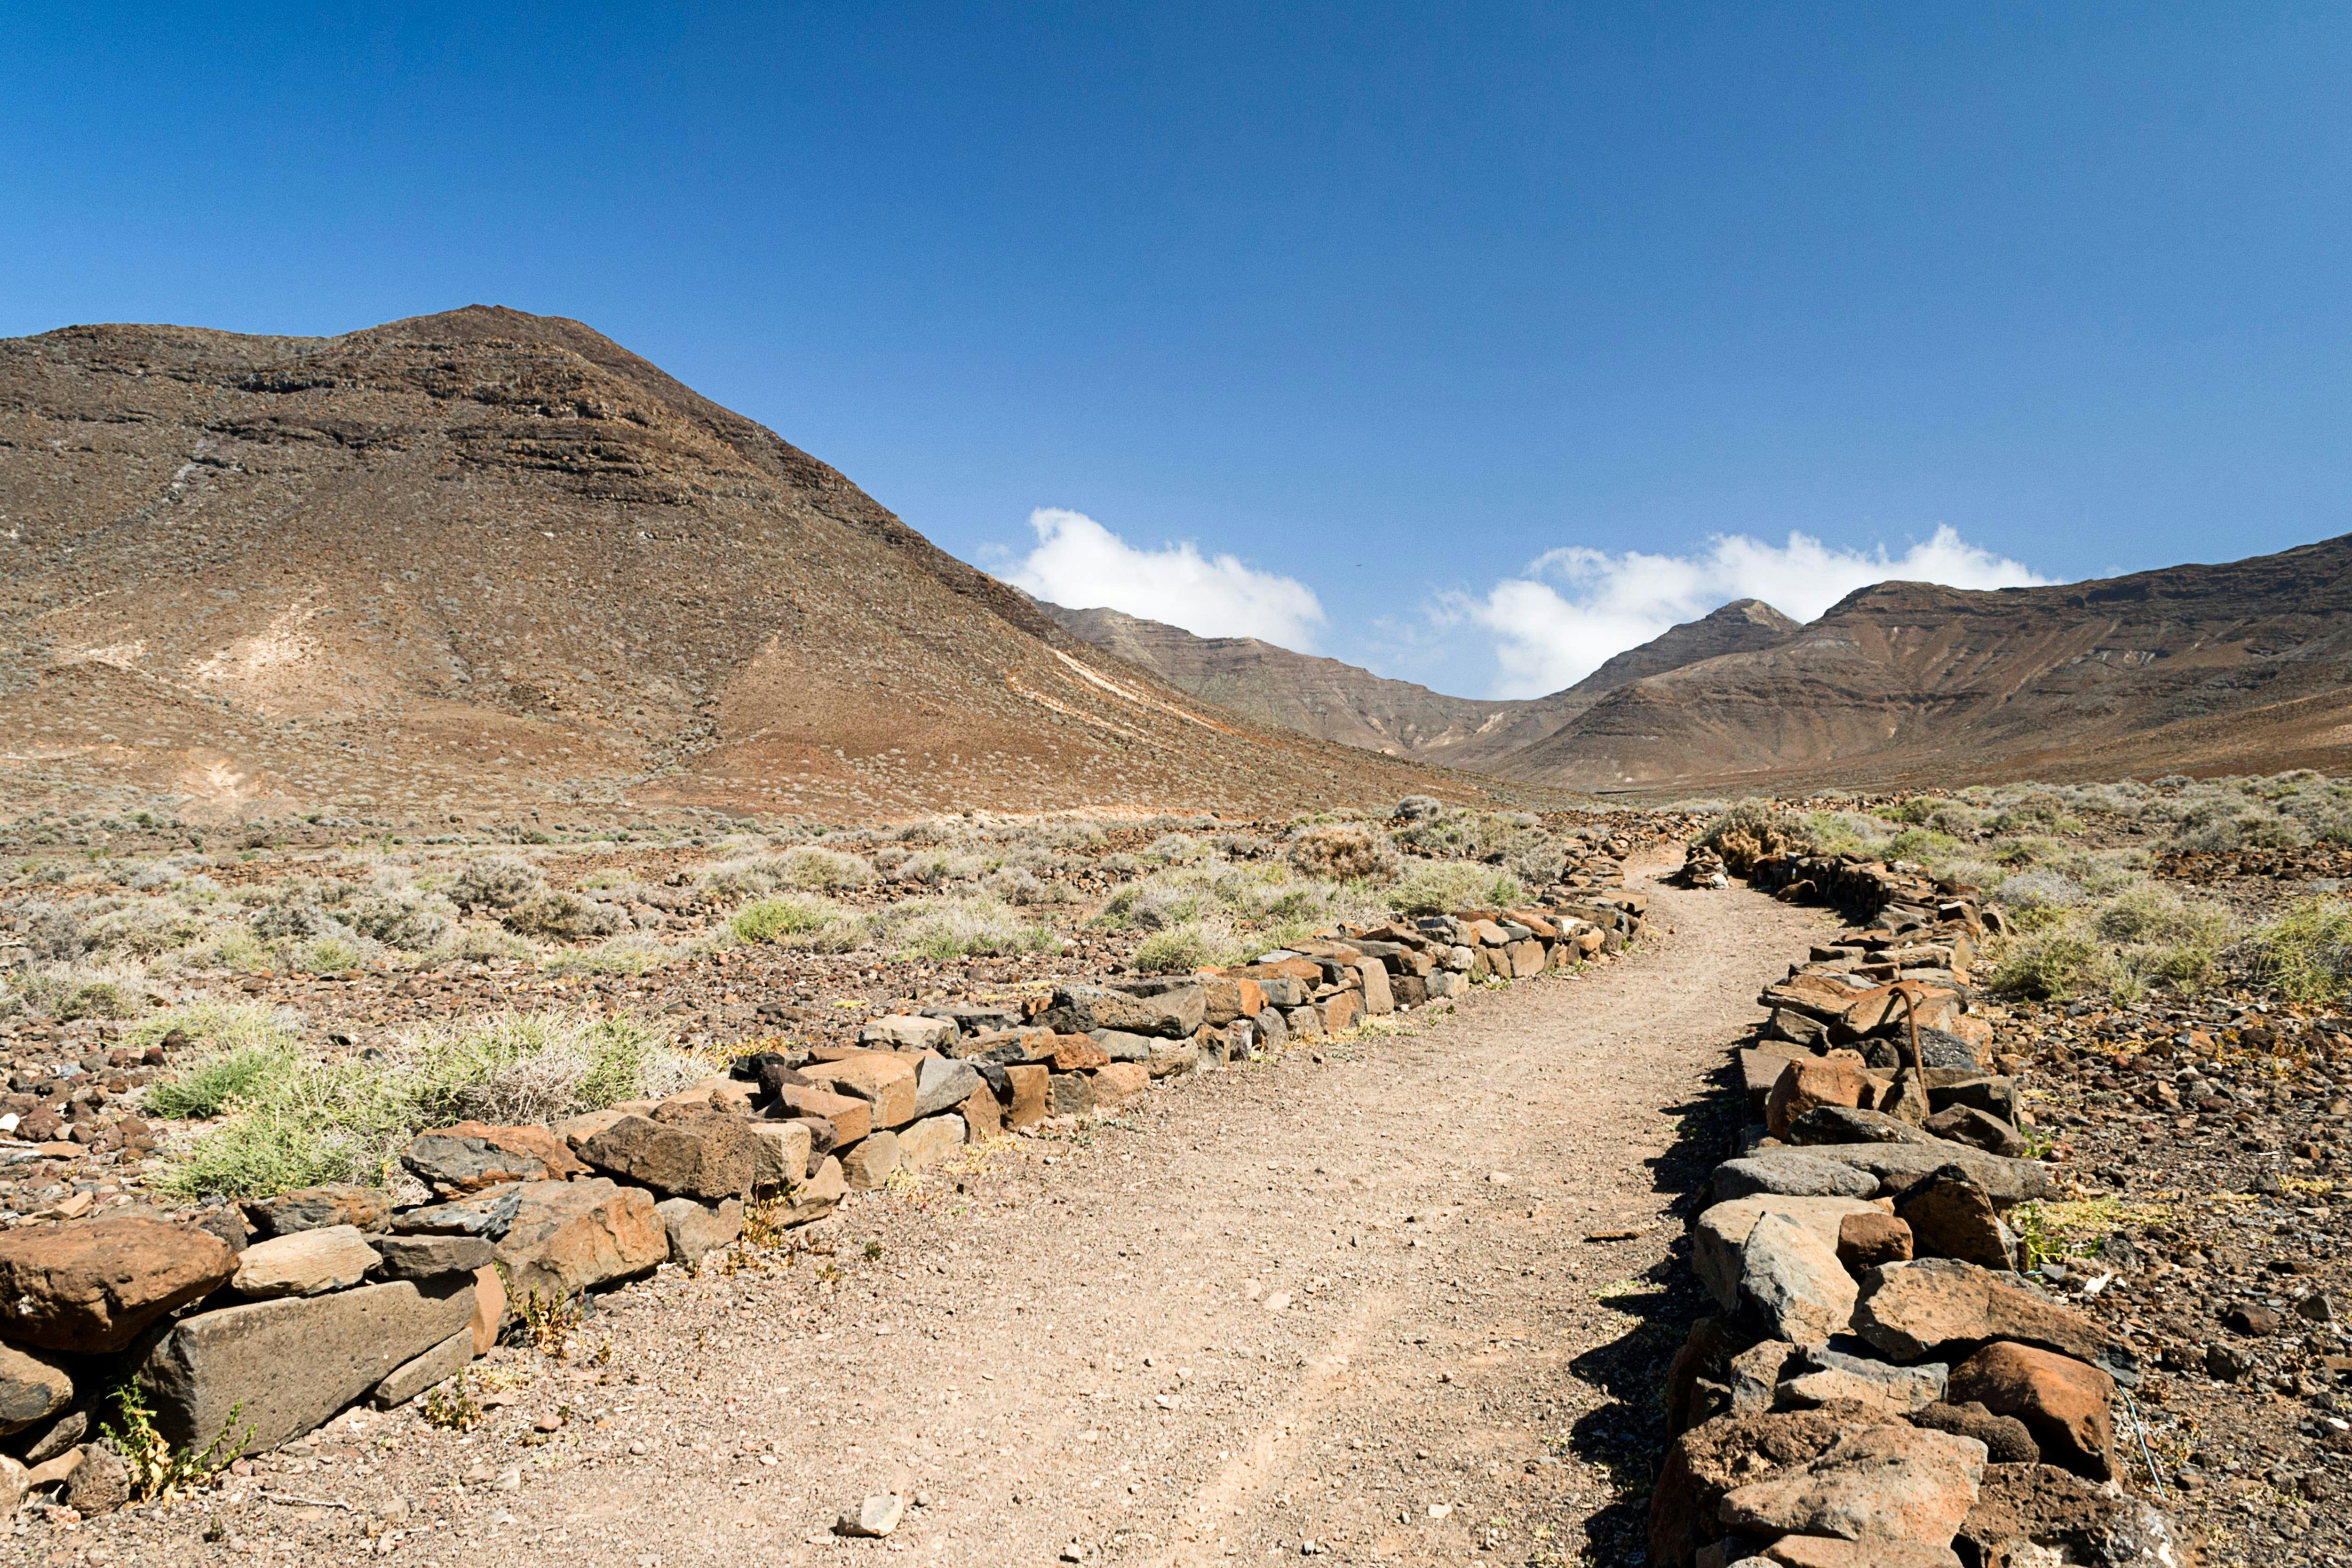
[143, 1043, 297, 1120]
[2239, 898, 2352, 1003]
[1389, 861, 1522, 916]
[732, 897, 826, 943]
[1133, 925, 1216, 974]
[1988, 928, 2108, 1001]
[878, 894, 1057, 961]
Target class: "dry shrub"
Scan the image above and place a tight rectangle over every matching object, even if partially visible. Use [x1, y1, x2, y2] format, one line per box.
[1287, 825, 1398, 883]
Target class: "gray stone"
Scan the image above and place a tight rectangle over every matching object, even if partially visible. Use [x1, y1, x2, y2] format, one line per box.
[1726, 1339, 1796, 1415]
[837, 1493, 905, 1537]
[1894, 1166, 2016, 1269]
[1146, 1038, 1203, 1079]
[1255, 1006, 1290, 1051]
[841, 1131, 901, 1190]
[139, 1277, 476, 1456]
[1695, 1196, 1883, 1312]
[1045, 984, 1204, 1038]
[389, 1184, 525, 1240]
[785, 1155, 845, 1223]
[248, 1185, 392, 1238]
[399, 1132, 554, 1197]
[1713, 1152, 1882, 1202]
[1738, 1212, 1859, 1346]
[231, 1226, 381, 1299]
[1282, 1004, 1324, 1040]
[896, 1114, 966, 1171]
[1786, 1105, 1939, 1146]
[860, 1014, 956, 1051]
[20, 1409, 84, 1465]
[654, 1196, 743, 1269]
[911, 1056, 980, 1119]
[373, 1234, 494, 1281]
[1718, 1424, 1986, 1545]
[1786, 1144, 2053, 1206]
[1922, 1105, 2026, 1158]
[1088, 1029, 1156, 1063]
[746, 1121, 812, 1190]
[0, 1344, 71, 1435]
[371, 1329, 473, 1408]
[1778, 1344, 1948, 1414]
[64, 1444, 127, 1516]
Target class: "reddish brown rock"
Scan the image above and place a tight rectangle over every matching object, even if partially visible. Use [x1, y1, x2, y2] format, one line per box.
[1893, 1165, 2014, 1269]
[1201, 977, 1266, 1025]
[1945, 1342, 2116, 1481]
[1854, 1259, 2110, 1365]
[1957, 1462, 2183, 1564]
[0, 1218, 237, 1353]
[774, 1084, 872, 1146]
[800, 1051, 920, 1128]
[1646, 1403, 1883, 1566]
[1837, 1210, 1914, 1273]
[576, 1103, 758, 1200]
[402, 1121, 588, 1197]
[248, 1185, 393, 1238]
[1002, 1064, 1049, 1130]
[490, 1178, 666, 1303]
[1717, 1423, 1986, 1546]
[1767, 1056, 1872, 1140]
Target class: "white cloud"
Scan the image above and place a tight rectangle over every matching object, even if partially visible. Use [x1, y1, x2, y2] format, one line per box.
[1446, 526, 2051, 699]
[992, 508, 1327, 649]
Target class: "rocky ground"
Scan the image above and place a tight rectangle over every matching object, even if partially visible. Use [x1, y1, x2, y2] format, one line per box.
[33, 857, 1823, 1567]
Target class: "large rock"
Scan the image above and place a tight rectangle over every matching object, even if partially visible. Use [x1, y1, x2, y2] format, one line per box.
[785, 1155, 846, 1223]
[491, 1179, 666, 1302]
[1049, 1063, 1149, 1117]
[1946, 1342, 2115, 1481]
[389, 1184, 525, 1239]
[1200, 977, 1265, 1026]
[1785, 1144, 2053, 1206]
[911, 1057, 980, 1120]
[1854, 1260, 2111, 1365]
[230, 1226, 381, 1299]
[1911, 1401, 2038, 1464]
[747, 1121, 813, 1190]
[1718, 1424, 1986, 1546]
[1089, 1028, 1155, 1063]
[1921, 1105, 2026, 1157]
[0, 1217, 238, 1354]
[138, 1276, 475, 1455]
[1956, 1462, 2185, 1566]
[897, 1114, 967, 1172]
[860, 1014, 956, 1051]
[1044, 984, 1204, 1039]
[1777, 1344, 1947, 1415]
[1766, 1057, 1872, 1139]
[247, 1185, 392, 1238]
[1761, 1537, 1961, 1567]
[371, 1327, 473, 1408]
[401, 1122, 585, 1197]
[1786, 1105, 1939, 1146]
[1893, 1165, 2015, 1269]
[774, 1084, 872, 1146]
[1836, 1211, 1914, 1274]
[1739, 1212, 1859, 1346]
[1648, 1404, 1887, 1567]
[1146, 1038, 1203, 1079]
[654, 1196, 743, 1269]
[800, 1051, 920, 1127]
[576, 1103, 758, 1200]
[841, 1131, 901, 1190]
[0, 1345, 71, 1435]
[1695, 1196, 1883, 1313]
[1713, 1152, 1881, 1202]
[373, 1234, 493, 1282]
[1355, 962, 1395, 1014]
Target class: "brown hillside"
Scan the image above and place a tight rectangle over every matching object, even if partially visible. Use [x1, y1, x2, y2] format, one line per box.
[0, 307, 1498, 822]
[1499, 534, 2352, 791]
[1037, 597, 1797, 770]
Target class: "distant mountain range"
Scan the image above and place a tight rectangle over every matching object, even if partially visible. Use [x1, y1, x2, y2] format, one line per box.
[1042, 537, 2352, 789]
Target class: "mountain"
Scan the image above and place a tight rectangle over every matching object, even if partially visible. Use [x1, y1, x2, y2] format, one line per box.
[1498, 535, 2352, 790]
[1036, 598, 1799, 771]
[0, 307, 1498, 823]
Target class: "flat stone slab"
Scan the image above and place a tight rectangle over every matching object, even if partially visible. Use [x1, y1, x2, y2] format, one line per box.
[139, 1277, 474, 1455]
[1695, 1196, 1883, 1313]
[231, 1226, 380, 1299]
[372, 1329, 473, 1408]
[1714, 1151, 1882, 1202]
[1787, 1144, 2053, 1206]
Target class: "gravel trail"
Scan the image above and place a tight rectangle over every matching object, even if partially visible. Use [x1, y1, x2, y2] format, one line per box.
[116, 866, 1828, 1567]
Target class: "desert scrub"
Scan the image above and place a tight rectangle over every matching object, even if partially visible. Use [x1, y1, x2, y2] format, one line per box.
[1987, 928, 2110, 1002]
[541, 933, 681, 975]
[1694, 801, 1816, 875]
[773, 846, 872, 890]
[143, 1042, 298, 1120]
[501, 891, 627, 941]
[1388, 860, 1522, 916]
[1987, 880, 2232, 1003]
[6, 959, 151, 1020]
[2237, 897, 2352, 1003]
[446, 855, 548, 910]
[726, 894, 867, 952]
[421, 923, 543, 969]
[78, 900, 209, 958]
[1132, 923, 1221, 974]
[1286, 824, 1399, 883]
[874, 894, 1057, 962]
[408, 1011, 692, 1127]
[125, 1000, 299, 1058]
[162, 1011, 695, 1198]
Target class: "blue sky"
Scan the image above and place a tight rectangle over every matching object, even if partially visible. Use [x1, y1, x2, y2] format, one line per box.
[6, 5, 2348, 696]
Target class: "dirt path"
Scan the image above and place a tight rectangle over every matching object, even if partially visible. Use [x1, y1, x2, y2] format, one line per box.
[120, 867, 1830, 1567]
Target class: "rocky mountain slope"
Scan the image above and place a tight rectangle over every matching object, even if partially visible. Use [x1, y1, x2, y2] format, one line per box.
[1037, 598, 1798, 771]
[1499, 533, 2352, 790]
[0, 307, 1492, 823]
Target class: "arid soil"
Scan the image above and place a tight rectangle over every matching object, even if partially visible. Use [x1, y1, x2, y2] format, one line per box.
[65, 861, 1824, 1566]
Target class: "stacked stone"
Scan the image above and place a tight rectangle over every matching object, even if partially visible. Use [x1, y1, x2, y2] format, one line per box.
[1650, 875, 2186, 1566]
[0, 872, 1649, 1497]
